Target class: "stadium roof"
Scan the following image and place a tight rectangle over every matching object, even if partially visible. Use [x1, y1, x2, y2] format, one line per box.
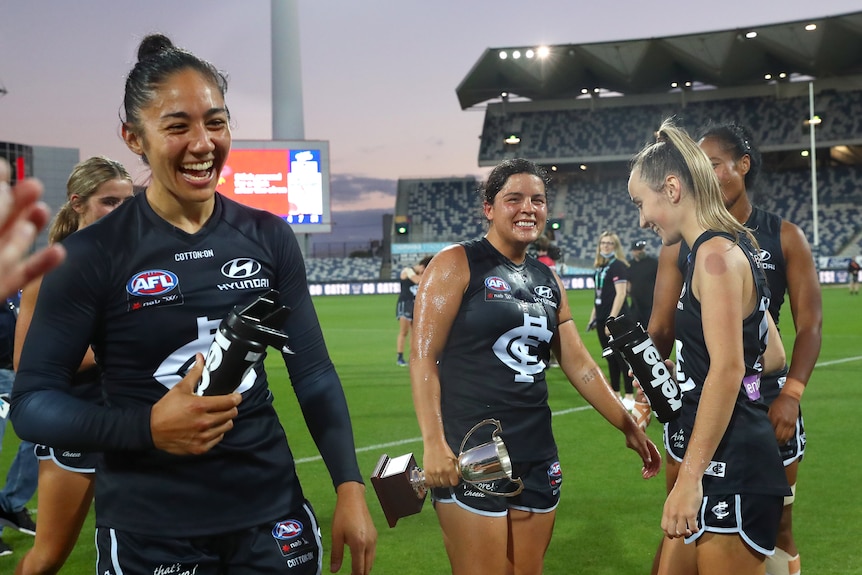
[456, 11, 862, 109]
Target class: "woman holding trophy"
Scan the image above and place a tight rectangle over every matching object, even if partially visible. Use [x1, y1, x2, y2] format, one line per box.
[410, 158, 660, 575]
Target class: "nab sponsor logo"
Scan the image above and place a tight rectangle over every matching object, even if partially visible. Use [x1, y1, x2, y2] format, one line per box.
[126, 270, 178, 296]
[221, 258, 262, 279]
[534, 285, 553, 299]
[272, 519, 303, 540]
[484, 276, 511, 292]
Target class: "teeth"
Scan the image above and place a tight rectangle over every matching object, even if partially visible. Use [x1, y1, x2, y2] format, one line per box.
[516, 221, 535, 227]
[183, 161, 213, 171]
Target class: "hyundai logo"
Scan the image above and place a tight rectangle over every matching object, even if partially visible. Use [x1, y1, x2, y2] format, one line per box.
[221, 258, 262, 279]
[534, 286, 553, 299]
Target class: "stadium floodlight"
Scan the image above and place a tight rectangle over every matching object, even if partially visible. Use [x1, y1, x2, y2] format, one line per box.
[805, 24, 817, 31]
[526, 49, 535, 59]
[512, 50, 521, 59]
[499, 51, 508, 59]
[745, 31, 758, 39]
[537, 46, 550, 58]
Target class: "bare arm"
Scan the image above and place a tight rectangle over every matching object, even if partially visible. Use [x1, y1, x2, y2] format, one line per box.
[409, 245, 468, 488]
[770, 221, 822, 442]
[647, 243, 683, 358]
[662, 238, 749, 538]
[553, 276, 660, 478]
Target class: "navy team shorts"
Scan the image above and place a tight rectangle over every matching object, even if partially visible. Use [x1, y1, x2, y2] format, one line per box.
[96, 500, 323, 575]
[685, 493, 784, 556]
[431, 456, 562, 516]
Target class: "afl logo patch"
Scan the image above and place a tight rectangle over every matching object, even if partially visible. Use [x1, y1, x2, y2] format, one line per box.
[126, 270, 178, 296]
[484, 276, 511, 292]
[534, 285, 553, 299]
[221, 258, 262, 279]
[272, 519, 303, 540]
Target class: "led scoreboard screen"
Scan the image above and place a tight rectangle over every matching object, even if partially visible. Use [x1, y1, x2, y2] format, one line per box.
[220, 140, 332, 233]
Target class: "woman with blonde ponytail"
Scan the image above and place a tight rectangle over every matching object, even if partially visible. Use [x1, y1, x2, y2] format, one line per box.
[628, 119, 789, 575]
[13, 156, 132, 575]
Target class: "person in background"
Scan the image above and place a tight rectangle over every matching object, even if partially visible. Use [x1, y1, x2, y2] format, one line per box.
[0, 157, 65, 558]
[647, 122, 822, 575]
[533, 234, 557, 271]
[11, 34, 375, 574]
[0, 290, 36, 558]
[396, 255, 432, 367]
[627, 239, 658, 327]
[411, 157, 659, 575]
[586, 231, 635, 410]
[13, 156, 134, 574]
[848, 257, 860, 295]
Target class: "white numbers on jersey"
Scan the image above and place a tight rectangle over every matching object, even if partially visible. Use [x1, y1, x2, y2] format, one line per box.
[492, 313, 553, 383]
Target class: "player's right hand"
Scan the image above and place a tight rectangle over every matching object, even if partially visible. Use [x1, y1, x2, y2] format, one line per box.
[150, 353, 242, 455]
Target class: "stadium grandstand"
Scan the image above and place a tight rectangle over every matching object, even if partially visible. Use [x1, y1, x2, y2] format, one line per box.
[381, 10, 862, 287]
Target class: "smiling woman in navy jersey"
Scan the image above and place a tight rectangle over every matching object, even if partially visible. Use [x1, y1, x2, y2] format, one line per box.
[629, 120, 790, 575]
[11, 34, 375, 575]
[411, 158, 659, 575]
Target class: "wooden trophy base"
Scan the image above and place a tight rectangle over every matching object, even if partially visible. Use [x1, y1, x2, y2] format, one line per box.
[370, 452, 427, 528]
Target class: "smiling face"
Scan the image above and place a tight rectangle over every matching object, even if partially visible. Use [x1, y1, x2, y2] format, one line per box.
[122, 68, 231, 209]
[484, 172, 547, 254]
[628, 168, 682, 246]
[698, 135, 749, 211]
[73, 178, 135, 229]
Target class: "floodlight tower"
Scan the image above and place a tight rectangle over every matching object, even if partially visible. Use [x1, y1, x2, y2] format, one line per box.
[271, 0, 304, 139]
[271, 0, 310, 254]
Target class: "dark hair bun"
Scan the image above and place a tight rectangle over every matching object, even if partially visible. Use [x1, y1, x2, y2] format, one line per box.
[137, 34, 174, 63]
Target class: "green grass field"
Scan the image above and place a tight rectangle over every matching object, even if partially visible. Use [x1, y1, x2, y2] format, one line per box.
[1, 286, 860, 573]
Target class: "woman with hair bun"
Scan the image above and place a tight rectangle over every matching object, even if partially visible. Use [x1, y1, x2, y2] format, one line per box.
[628, 119, 790, 575]
[12, 34, 375, 574]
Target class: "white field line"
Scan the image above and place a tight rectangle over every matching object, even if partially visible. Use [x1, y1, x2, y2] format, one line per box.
[295, 355, 861, 465]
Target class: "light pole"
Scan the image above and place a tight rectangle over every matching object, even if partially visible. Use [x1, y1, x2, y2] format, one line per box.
[807, 81, 820, 257]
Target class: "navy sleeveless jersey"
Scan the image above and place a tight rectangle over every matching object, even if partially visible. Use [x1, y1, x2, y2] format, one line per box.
[397, 275, 419, 304]
[438, 238, 561, 462]
[672, 231, 788, 496]
[13, 193, 358, 536]
[677, 207, 786, 327]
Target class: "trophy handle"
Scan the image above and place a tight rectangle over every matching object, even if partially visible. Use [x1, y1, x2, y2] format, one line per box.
[459, 418, 503, 455]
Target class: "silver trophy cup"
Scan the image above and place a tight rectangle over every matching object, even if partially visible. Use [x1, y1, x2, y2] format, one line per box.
[371, 418, 524, 527]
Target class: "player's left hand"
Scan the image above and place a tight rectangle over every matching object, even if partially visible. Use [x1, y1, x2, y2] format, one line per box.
[623, 423, 661, 479]
[768, 392, 799, 444]
[330, 481, 377, 575]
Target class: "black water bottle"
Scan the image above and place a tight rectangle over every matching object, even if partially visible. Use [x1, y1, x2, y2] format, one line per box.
[197, 289, 292, 396]
[602, 314, 681, 423]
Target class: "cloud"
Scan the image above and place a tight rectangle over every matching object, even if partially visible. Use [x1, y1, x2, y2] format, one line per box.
[330, 174, 397, 211]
